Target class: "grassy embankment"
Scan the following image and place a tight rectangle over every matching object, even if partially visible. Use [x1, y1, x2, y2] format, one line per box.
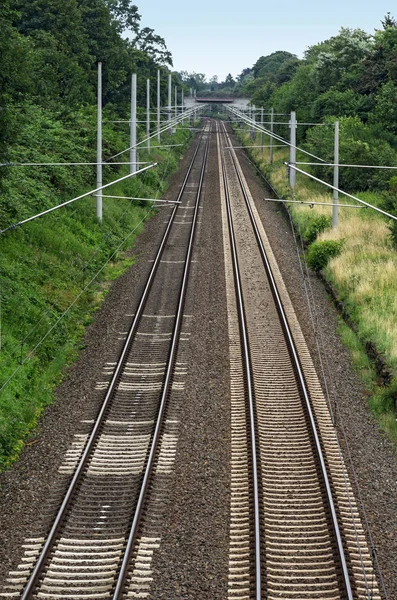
[0, 104, 193, 470]
[234, 125, 397, 444]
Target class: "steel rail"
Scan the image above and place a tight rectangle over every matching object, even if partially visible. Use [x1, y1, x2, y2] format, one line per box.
[222, 122, 354, 600]
[244, 141, 388, 600]
[219, 123, 262, 600]
[19, 129, 206, 600]
[112, 124, 211, 600]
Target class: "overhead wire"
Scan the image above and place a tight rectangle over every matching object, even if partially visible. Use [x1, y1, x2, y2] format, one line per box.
[227, 105, 327, 163]
[0, 166, 151, 369]
[0, 164, 157, 235]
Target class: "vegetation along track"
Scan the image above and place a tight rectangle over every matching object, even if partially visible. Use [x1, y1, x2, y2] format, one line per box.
[0, 123, 211, 600]
[217, 120, 382, 600]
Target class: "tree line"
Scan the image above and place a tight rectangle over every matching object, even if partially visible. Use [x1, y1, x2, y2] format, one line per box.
[0, 0, 178, 177]
[236, 14, 397, 194]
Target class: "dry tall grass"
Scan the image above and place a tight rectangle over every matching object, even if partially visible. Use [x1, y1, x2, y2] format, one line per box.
[319, 217, 397, 368]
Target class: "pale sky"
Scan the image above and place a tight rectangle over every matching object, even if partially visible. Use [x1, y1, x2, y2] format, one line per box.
[133, 0, 393, 81]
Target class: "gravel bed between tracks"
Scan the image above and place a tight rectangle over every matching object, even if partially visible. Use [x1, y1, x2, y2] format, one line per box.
[232, 131, 397, 598]
[149, 127, 230, 600]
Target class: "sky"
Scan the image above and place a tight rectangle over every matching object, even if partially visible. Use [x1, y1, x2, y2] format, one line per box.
[132, 0, 393, 81]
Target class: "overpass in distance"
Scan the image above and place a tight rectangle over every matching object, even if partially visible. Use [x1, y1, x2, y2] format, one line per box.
[194, 97, 235, 103]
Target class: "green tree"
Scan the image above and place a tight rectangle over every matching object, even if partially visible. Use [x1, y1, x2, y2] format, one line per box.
[0, 1, 31, 170]
[305, 116, 397, 191]
[311, 89, 363, 120]
[253, 51, 297, 80]
[309, 28, 373, 93]
[132, 27, 172, 66]
[224, 73, 235, 86]
[370, 81, 397, 133]
[106, 0, 141, 33]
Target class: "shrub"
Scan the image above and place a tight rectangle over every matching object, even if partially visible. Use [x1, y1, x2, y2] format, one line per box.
[306, 239, 344, 271]
[380, 177, 397, 249]
[305, 214, 332, 244]
[388, 220, 397, 250]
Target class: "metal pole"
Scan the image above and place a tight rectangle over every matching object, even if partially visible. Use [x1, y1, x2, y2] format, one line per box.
[173, 86, 177, 134]
[270, 107, 274, 164]
[333, 121, 339, 228]
[168, 74, 172, 135]
[130, 73, 137, 175]
[289, 111, 297, 189]
[260, 107, 264, 152]
[157, 69, 161, 143]
[146, 78, 150, 152]
[181, 88, 184, 123]
[97, 62, 102, 223]
[251, 104, 256, 140]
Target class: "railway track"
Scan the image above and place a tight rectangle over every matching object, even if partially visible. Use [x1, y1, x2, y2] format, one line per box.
[217, 120, 382, 600]
[1, 123, 211, 600]
[1, 120, 384, 600]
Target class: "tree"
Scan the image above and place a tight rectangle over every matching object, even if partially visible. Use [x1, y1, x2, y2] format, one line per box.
[106, 0, 141, 33]
[177, 72, 207, 91]
[310, 89, 362, 120]
[132, 27, 172, 66]
[253, 51, 298, 80]
[14, 0, 90, 62]
[224, 73, 235, 86]
[237, 67, 252, 82]
[354, 24, 397, 96]
[209, 75, 218, 91]
[381, 12, 397, 29]
[310, 28, 373, 93]
[370, 81, 397, 133]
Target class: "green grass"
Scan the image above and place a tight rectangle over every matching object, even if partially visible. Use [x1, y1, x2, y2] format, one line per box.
[0, 107, 192, 470]
[338, 320, 397, 443]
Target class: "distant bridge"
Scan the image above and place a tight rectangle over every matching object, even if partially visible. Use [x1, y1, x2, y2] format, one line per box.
[195, 98, 235, 103]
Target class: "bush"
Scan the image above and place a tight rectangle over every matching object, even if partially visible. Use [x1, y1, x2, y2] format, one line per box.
[305, 214, 332, 244]
[389, 220, 397, 249]
[306, 239, 344, 271]
[379, 177, 397, 249]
